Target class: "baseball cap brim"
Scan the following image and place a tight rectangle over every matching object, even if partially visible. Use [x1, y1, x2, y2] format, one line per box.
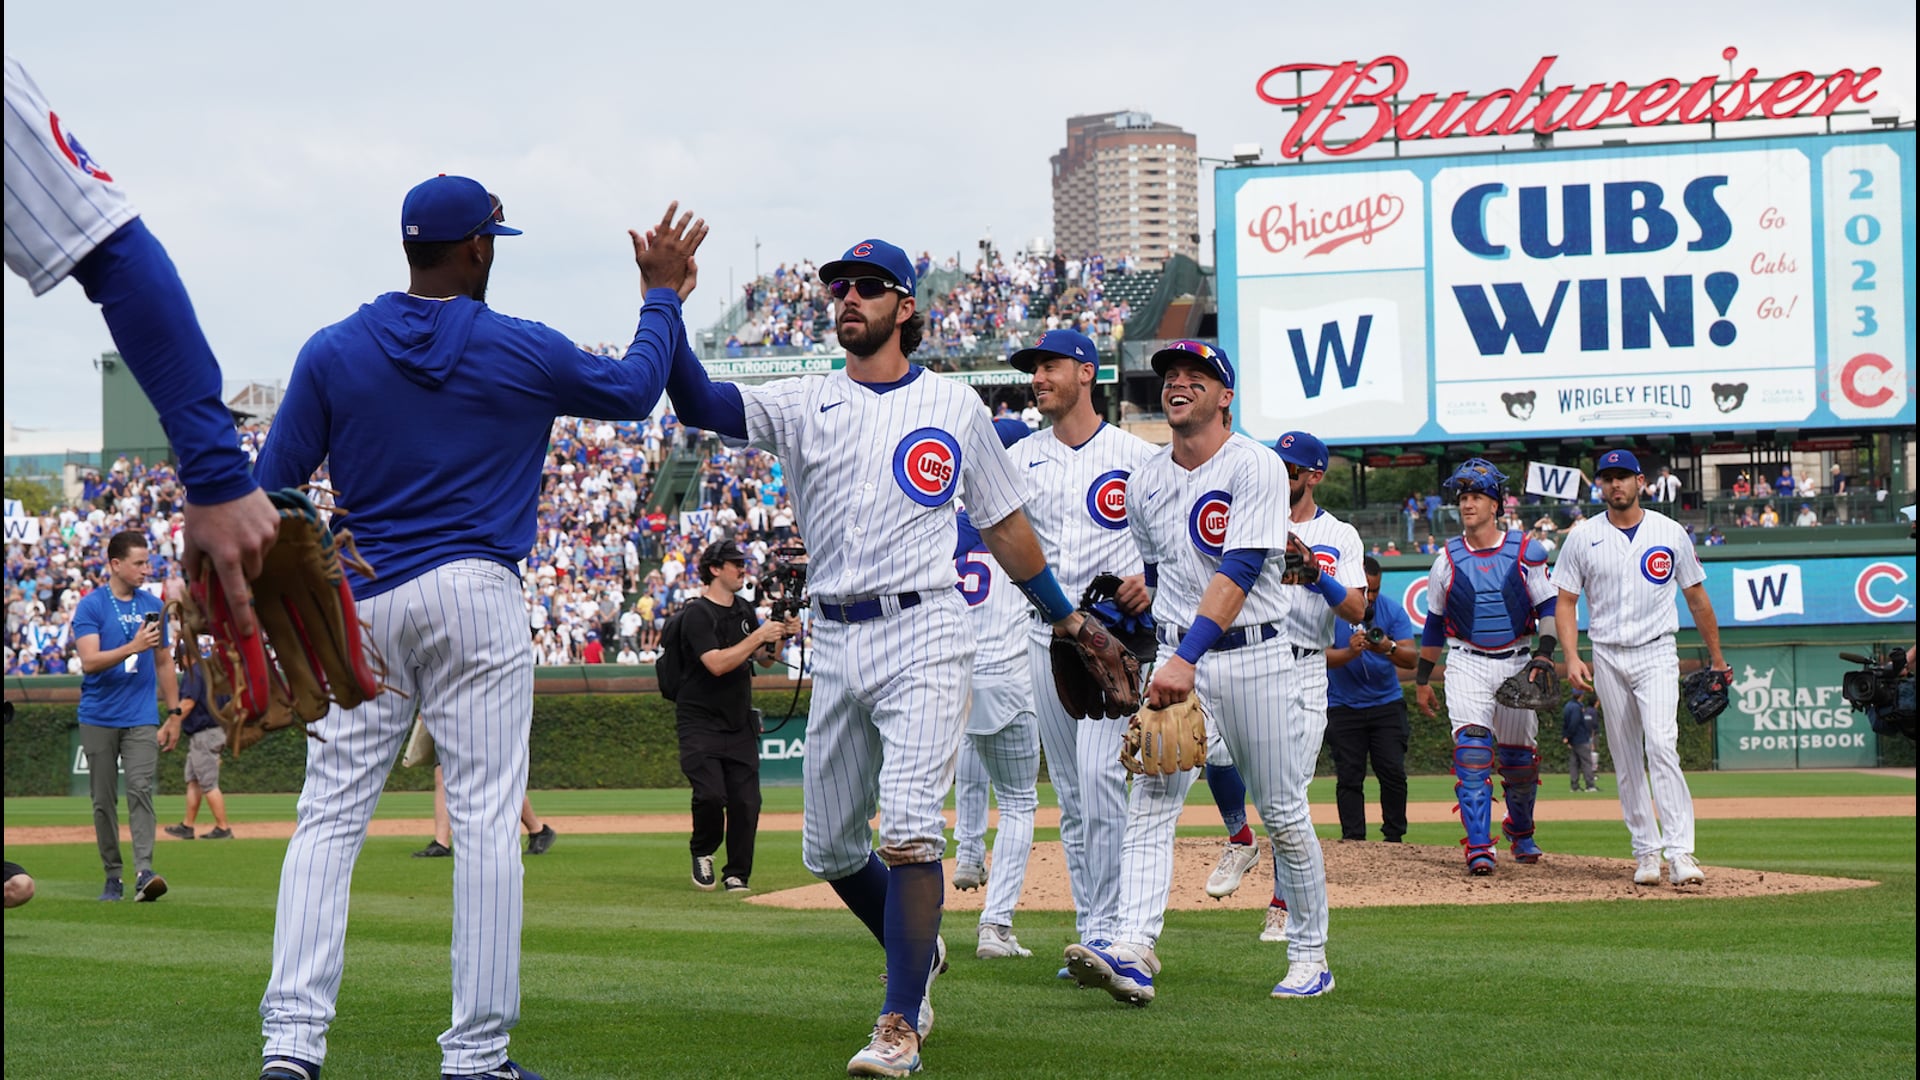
[1008, 346, 1081, 373]
[817, 260, 906, 289]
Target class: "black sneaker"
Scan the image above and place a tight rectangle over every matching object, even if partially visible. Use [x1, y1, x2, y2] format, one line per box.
[164, 822, 196, 840]
[723, 875, 750, 892]
[526, 825, 556, 856]
[692, 853, 717, 890]
[134, 869, 168, 902]
[205, 827, 234, 839]
[413, 841, 452, 858]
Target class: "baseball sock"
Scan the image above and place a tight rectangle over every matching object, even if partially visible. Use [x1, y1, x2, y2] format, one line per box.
[1206, 764, 1250, 839]
[828, 852, 890, 946]
[881, 861, 943, 1021]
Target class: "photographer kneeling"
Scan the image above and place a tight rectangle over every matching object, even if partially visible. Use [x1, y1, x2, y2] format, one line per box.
[673, 540, 799, 892]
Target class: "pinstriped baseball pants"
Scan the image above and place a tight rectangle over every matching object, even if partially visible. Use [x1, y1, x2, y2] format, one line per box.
[1592, 638, 1694, 858]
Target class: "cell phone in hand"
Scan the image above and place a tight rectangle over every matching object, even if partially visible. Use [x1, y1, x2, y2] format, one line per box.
[143, 612, 161, 626]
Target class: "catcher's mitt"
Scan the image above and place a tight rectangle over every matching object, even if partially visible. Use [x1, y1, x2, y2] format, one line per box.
[1079, 572, 1156, 665]
[1278, 535, 1321, 586]
[1119, 696, 1207, 776]
[1050, 614, 1143, 720]
[1682, 667, 1730, 724]
[1493, 656, 1559, 711]
[173, 488, 384, 755]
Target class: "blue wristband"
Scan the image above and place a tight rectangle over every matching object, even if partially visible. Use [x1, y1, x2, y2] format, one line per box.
[1175, 616, 1225, 664]
[1310, 575, 1348, 608]
[1015, 568, 1075, 623]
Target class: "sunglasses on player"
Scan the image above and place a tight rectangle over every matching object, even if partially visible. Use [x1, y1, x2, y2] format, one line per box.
[462, 193, 507, 240]
[828, 277, 908, 300]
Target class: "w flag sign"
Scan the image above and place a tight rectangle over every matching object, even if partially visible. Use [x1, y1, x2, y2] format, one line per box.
[1733, 564, 1805, 622]
[1524, 462, 1583, 500]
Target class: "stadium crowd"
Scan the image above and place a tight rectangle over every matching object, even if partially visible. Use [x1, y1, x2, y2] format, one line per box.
[725, 249, 1137, 363]
[5, 409, 817, 676]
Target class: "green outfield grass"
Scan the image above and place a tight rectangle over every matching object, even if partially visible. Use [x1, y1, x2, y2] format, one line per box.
[4, 767, 1912, 827]
[2, 776, 1914, 1079]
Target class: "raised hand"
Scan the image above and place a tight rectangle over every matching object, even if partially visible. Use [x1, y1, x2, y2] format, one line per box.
[629, 201, 709, 296]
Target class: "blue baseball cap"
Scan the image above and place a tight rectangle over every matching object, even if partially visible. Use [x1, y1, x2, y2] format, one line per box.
[1150, 339, 1235, 389]
[992, 417, 1032, 448]
[1274, 431, 1329, 472]
[401, 175, 522, 242]
[1009, 328, 1098, 373]
[819, 239, 916, 295]
[1595, 448, 1643, 476]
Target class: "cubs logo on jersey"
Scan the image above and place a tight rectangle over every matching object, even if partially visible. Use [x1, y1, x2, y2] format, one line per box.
[48, 112, 112, 181]
[1640, 546, 1675, 584]
[893, 427, 962, 507]
[1188, 490, 1233, 558]
[1309, 545, 1339, 576]
[1085, 470, 1130, 531]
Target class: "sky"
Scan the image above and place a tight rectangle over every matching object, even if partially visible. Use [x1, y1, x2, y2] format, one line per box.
[5, 0, 1915, 439]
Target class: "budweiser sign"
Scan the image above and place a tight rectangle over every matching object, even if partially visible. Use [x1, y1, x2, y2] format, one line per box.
[1257, 47, 1884, 159]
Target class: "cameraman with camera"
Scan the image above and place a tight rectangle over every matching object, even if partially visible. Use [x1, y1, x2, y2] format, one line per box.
[1323, 556, 1417, 842]
[672, 540, 799, 891]
[1840, 644, 1915, 741]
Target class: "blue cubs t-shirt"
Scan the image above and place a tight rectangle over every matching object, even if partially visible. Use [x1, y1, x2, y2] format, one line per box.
[1327, 591, 1416, 711]
[72, 585, 169, 727]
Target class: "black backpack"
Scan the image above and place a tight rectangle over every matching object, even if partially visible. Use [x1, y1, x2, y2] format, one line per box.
[656, 608, 691, 702]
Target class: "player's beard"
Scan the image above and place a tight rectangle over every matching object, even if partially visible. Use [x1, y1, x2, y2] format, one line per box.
[1289, 476, 1307, 507]
[839, 300, 899, 358]
[1038, 377, 1081, 420]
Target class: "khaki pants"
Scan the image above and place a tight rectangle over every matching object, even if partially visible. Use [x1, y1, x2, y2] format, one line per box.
[80, 723, 159, 880]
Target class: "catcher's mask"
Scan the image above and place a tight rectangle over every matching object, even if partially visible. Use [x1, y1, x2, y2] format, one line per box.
[699, 539, 748, 584]
[1443, 458, 1507, 502]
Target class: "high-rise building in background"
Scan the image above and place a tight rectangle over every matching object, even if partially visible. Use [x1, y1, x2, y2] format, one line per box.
[1051, 111, 1200, 269]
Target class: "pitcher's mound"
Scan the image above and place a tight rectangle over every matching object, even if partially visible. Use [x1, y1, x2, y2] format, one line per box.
[747, 837, 1876, 911]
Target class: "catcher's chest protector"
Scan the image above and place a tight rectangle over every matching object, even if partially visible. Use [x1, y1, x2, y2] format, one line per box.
[1443, 534, 1533, 648]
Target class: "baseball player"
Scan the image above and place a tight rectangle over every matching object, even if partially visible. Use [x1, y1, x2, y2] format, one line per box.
[949, 416, 1046, 960]
[1002, 328, 1156, 975]
[663, 239, 1103, 1077]
[1553, 449, 1728, 887]
[1065, 340, 1337, 1004]
[1413, 460, 1560, 875]
[254, 183, 705, 1080]
[4, 55, 278, 631]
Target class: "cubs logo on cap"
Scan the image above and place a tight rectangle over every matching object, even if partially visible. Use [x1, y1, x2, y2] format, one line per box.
[1274, 431, 1329, 472]
[1640, 546, 1675, 584]
[1150, 339, 1235, 388]
[1086, 470, 1130, 531]
[1188, 490, 1233, 558]
[819, 238, 917, 295]
[1596, 448, 1643, 476]
[1009, 328, 1099, 373]
[892, 427, 961, 508]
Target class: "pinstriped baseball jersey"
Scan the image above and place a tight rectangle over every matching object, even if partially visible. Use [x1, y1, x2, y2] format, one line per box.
[1423, 531, 1557, 643]
[3, 55, 138, 295]
[1018, 421, 1155, 642]
[1550, 511, 1703, 645]
[742, 368, 1022, 600]
[1131, 432, 1293, 629]
[955, 539, 1027, 675]
[1280, 508, 1365, 649]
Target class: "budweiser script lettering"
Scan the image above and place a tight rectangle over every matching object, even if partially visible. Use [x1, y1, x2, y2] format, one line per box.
[1256, 47, 1882, 159]
[1248, 193, 1405, 256]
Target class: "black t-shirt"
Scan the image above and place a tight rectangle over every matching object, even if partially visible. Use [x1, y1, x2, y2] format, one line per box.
[675, 595, 759, 730]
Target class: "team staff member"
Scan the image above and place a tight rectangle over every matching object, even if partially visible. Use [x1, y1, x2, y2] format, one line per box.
[1324, 556, 1416, 843]
[1561, 691, 1600, 793]
[4, 55, 278, 631]
[677, 539, 795, 892]
[162, 653, 235, 841]
[73, 530, 178, 903]
[664, 237, 1089, 1077]
[1553, 449, 1727, 887]
[254, 182, 703, 1080]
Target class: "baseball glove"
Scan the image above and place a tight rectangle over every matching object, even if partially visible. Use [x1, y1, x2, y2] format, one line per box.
[1050, 614, 1143, 720]
[1682, 667, 1730, 724]
[1119, 696, 1207, 776]
[172, 488, 384, 755]
[1079, 572, 1156, 665]
[1278, 535, 1321, 586]
[1494, 656, 1559, 711]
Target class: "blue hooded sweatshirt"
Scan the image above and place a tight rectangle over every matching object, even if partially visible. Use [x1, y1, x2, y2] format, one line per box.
[256, 288, 686, 598]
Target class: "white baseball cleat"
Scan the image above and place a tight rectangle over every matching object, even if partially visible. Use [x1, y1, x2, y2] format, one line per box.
[915, 935, 947, 1040]
[1064, 941, 1160, 1006]
[1669, 851, 1705, 886]
[976, 924, 1032, 959]
[847, 1013, 921, 1077]
[952, 863, 986, 892]
[1205, 841, 1261, 899]
[1633, 854, 1664, 886]
[1270, 959, 1335, 999]
[1259, 905, 1289, 943]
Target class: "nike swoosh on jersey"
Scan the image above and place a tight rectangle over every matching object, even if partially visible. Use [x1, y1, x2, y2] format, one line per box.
[1590, 539, 1603, 546]
[1028, 460, 1047, 468]
[819, 401, 845, 413]
[1146, 488, 1162, 500]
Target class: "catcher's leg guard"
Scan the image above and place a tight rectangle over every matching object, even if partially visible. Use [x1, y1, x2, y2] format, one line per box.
[1496, 743, 1542, 863]
[1452, 726, 1496, 875]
